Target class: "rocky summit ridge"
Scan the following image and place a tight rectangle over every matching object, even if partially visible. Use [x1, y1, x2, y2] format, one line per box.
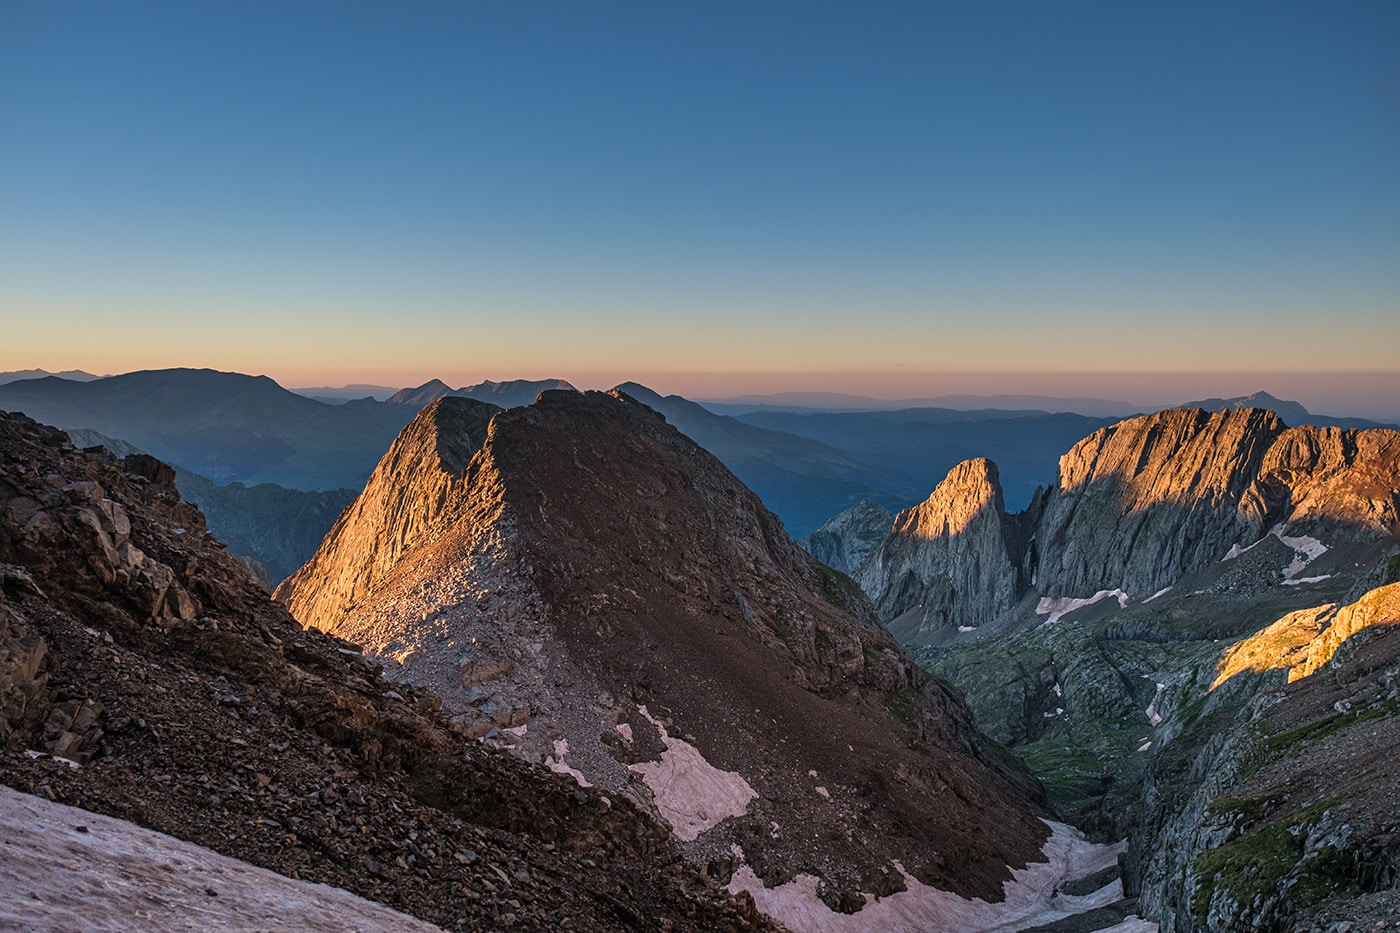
[275, 390, 1132, 930]
[0, 408, 777, 932]
[861, 407, 1400, 640]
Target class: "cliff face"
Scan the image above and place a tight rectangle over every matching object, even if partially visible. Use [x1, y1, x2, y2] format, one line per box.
[1131, 581, 1400, 931]
[274, 396, 499, 625]
[867, 408, 1400, 635]
[797, 498, 892, 574]
[278, 390, 1067, 925]
[860, 459, 1028, 636]
[1036, 408, 1287, 599]
[0, 409, 775, 932]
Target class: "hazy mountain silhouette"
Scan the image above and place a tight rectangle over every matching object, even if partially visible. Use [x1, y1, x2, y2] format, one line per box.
[0, 368, 416, 490]
[735, 407, 1119, 512]
[1178, 390, 1397, 430]
[615, 382, 924, 534]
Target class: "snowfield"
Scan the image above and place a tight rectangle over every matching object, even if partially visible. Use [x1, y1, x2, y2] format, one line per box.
[627, 705, 758, 842]
[1036, 589, 1130, 625]
[0, 784, 445, 932]
[729, 819, 1156, 932]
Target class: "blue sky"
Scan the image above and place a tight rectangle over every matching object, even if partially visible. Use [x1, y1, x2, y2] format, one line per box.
[1, 1, 1397, 413]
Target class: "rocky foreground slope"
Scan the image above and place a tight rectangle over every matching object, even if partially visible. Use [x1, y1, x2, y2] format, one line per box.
[0, 409, 776, 931]
[276, 390, 1135, 930]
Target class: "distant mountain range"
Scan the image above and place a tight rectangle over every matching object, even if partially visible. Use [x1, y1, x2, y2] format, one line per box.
[1180, 389, 1396, 430]
[0, 368, 103, 384]
[699, 391, 1143, 417]
[0, 369, 414, 490]
[385, 378, 577, 409]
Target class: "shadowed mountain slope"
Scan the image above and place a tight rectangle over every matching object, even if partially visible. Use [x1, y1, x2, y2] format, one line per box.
[276, 391, 1120, 930]
[0, 409, 776, 932]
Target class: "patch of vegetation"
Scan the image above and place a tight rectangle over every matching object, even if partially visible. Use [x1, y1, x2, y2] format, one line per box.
[814, 562, 864, 610]
[1384, 553, 1400, 585]
[885, 686, 925, 735]
[1013, 715, 1142, 821]
[1264, 695, 1400, 760]
[1205, 788, 1290, 832]
[1191, 799, 1348, 926]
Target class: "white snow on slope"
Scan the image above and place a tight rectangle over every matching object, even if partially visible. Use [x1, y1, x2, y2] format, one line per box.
[628, 705, 757, 842]
[544, 737, 592, 787]
[0, 784, 445, 933]
[1036, 589, 1129, 625]
[1222, 525, 1329, 583]
[730, 820, 1152, 933]
[1145, 682, 1166, 727]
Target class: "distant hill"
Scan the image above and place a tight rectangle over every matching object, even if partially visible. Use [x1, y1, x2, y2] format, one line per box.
[387, 378, 578, 410]
[0, 368, 416, 490]
[1176, 390, 1397, 430]
[0, 368, 103, 385]
[615, 382, 922, 535]
[289, 383, 400, 402]
[700, 391, 1140, 418]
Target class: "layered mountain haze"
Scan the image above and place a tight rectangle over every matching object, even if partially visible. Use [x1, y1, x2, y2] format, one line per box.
[276, 390, 1136, 930]
[614, 382, 920, 535]
[386, 378, 579, 410]
[0, 369, 417, 490]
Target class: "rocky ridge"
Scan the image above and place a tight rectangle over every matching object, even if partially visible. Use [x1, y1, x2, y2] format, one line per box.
[1129, 577, 1400, 931]
[864, 407, 1400, 641]
[277, 391, 1110, 930]
[796, 498, 892, 574]
[0, 408, 776, 932]
[859, 458, 1031, 638]
[854, 406, 1400, 931]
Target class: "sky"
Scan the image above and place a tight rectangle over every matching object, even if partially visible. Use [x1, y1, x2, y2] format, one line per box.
[2, 2, 1398, 416]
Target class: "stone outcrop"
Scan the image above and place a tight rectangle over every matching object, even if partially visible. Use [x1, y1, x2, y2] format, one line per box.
[797, 498, 892, 574]
[0, 408, 778, 932]
[278, 390, 1059, 923]
[860, 459, 1029, 636]
[865, 408, 1400, 635]
[1130, 581, 1400, 931]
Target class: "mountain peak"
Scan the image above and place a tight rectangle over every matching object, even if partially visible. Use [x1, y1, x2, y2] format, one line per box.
[279, 388, 1056, 923]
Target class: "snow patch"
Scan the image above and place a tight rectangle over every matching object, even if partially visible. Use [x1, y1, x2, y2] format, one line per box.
[1143, 586, 1173, 603]
[1137, 742, 1153, 753]
[628, 705, 757, 842]
[544, 737, 592, 787]
[1282, 574, 1332, 587]
[1145, 683, 1166, 727]
[1051, 683, 1062, 697]
[815, 786, 830, 799]
[0, 784, 445, 932]
[1036, 589, 1129, 625]
[1222, 525, 1328, 583]
[729, 820, 1129, 933]
[957, 625, 977, 633]
[615, 722, 633, 743]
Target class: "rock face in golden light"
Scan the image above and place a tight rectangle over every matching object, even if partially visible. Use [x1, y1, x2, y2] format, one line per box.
[860, 458, 1028, 636]
[866, 407, 1400, 637]
[1213, 582, 1400, 688]
[276, 390, 1069, 926]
